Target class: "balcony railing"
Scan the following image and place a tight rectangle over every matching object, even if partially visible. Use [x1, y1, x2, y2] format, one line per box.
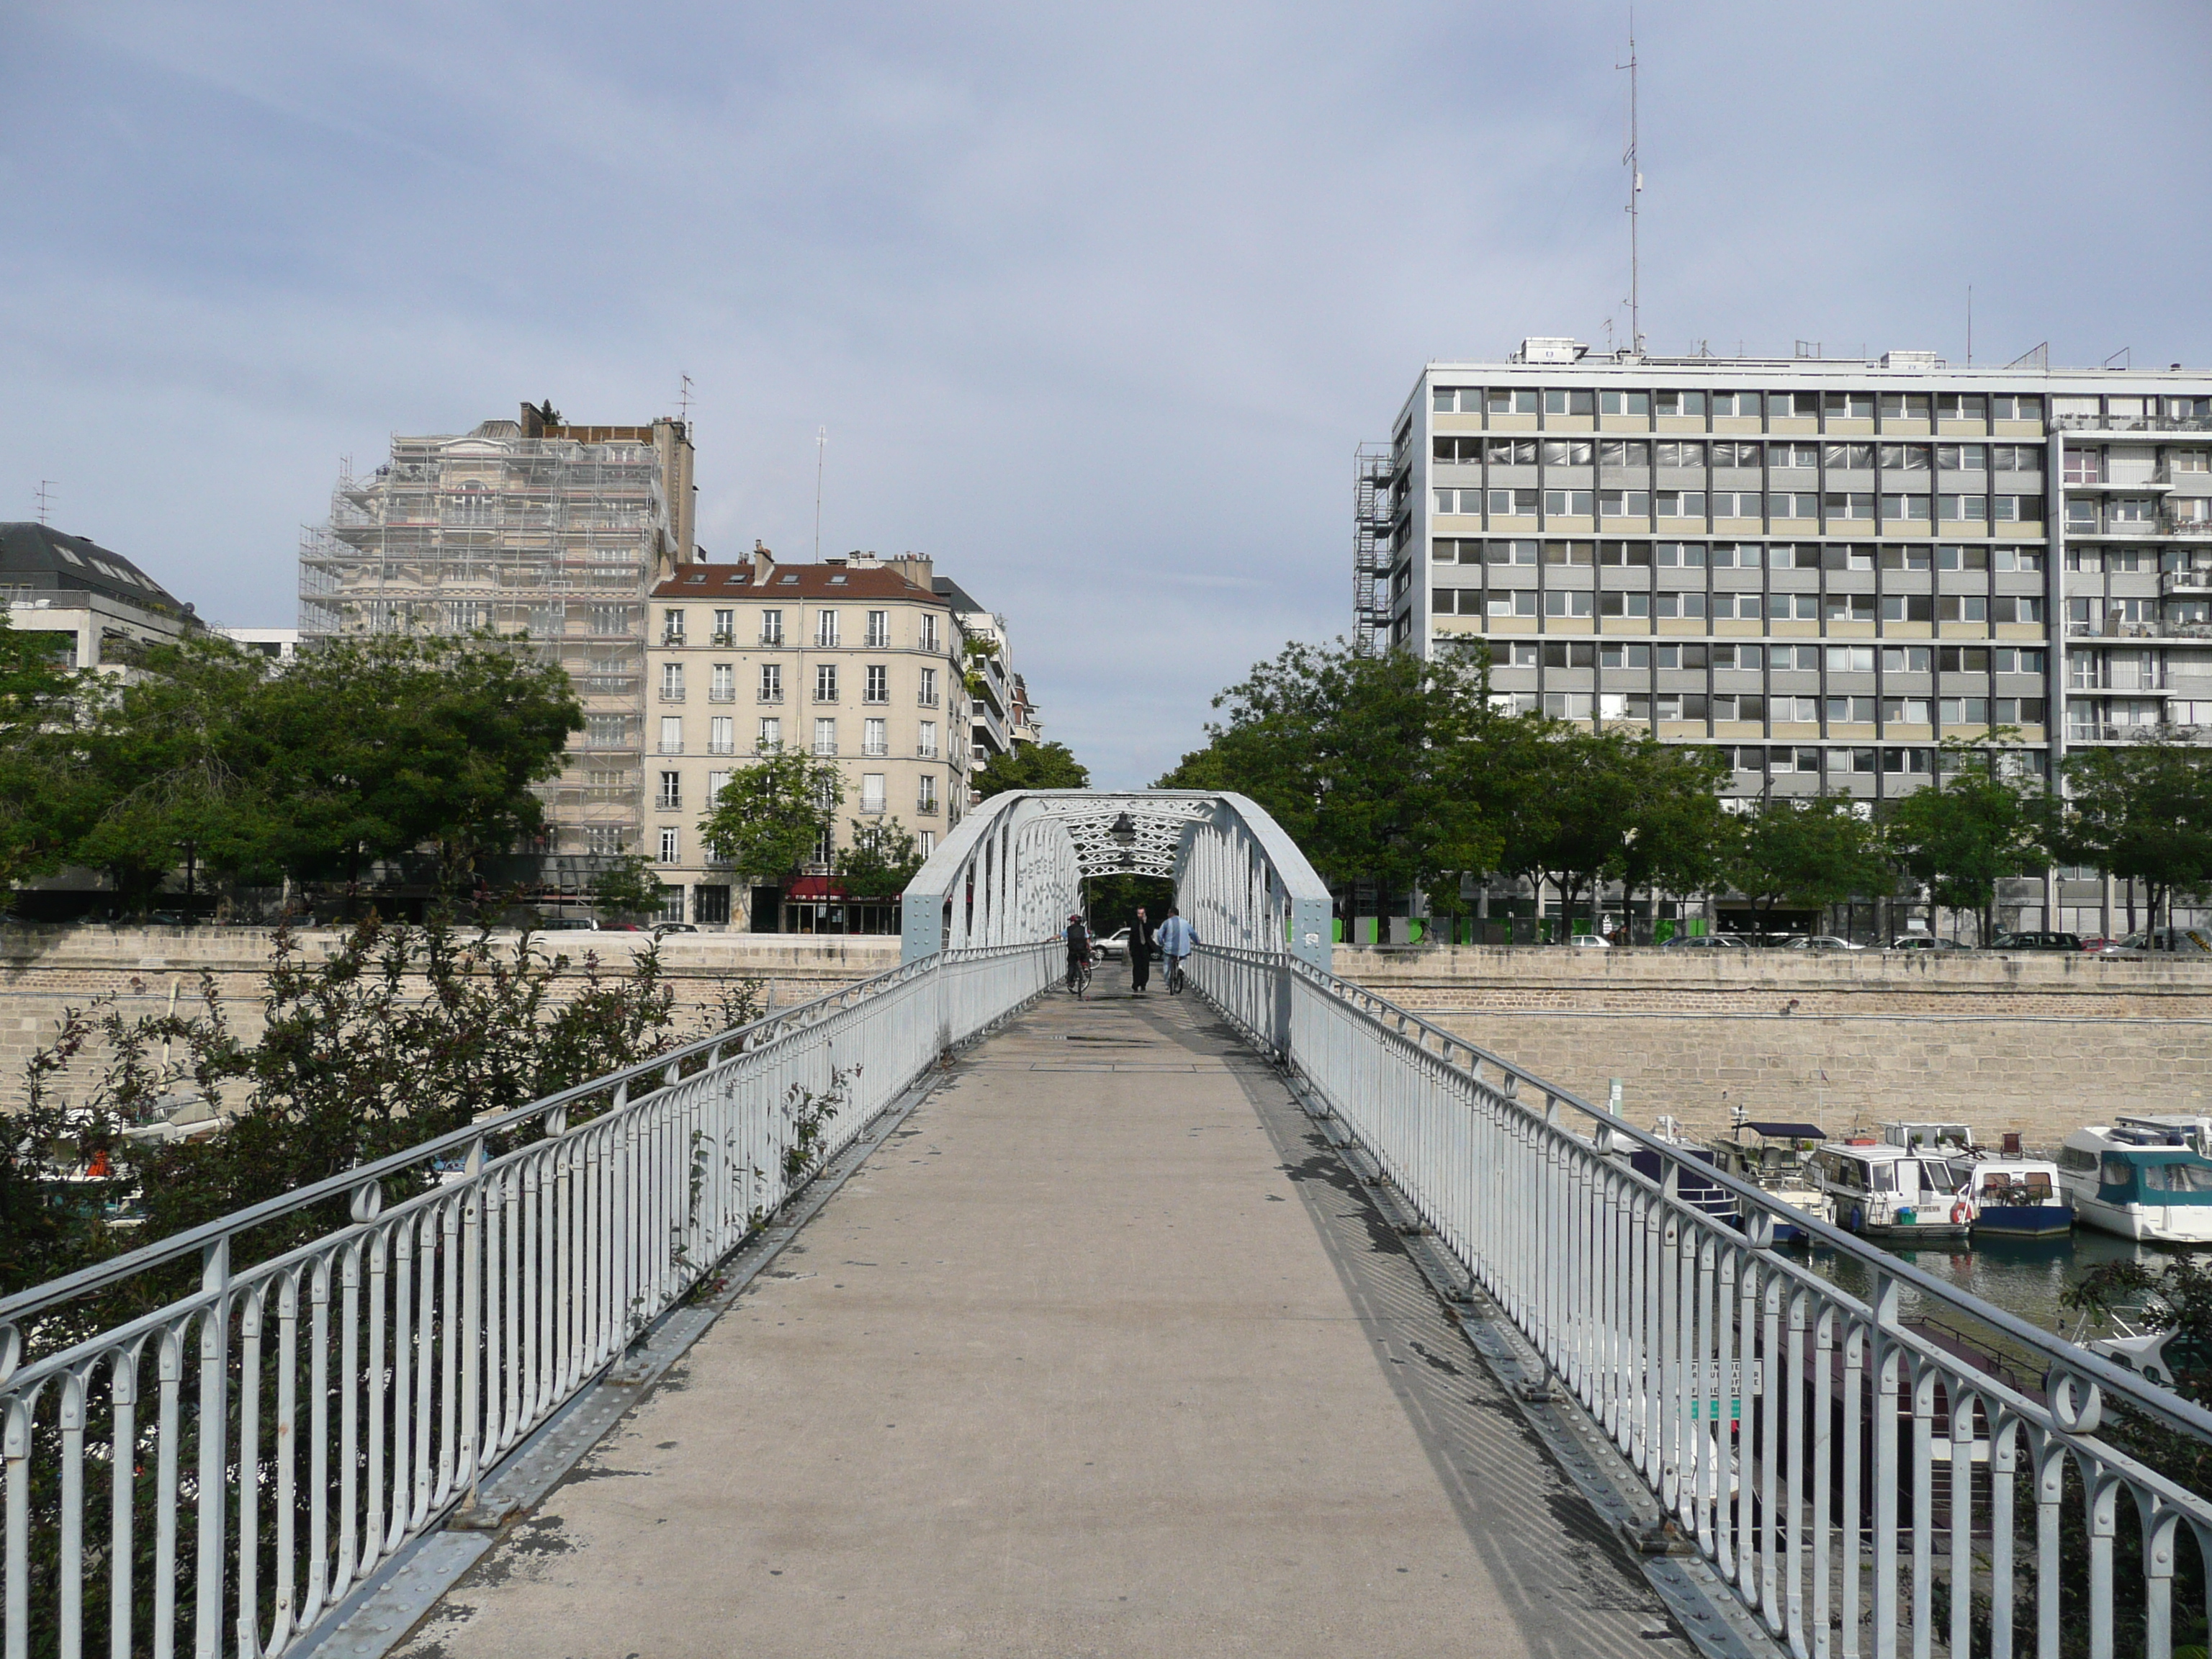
[2055, 413, 2212, 433]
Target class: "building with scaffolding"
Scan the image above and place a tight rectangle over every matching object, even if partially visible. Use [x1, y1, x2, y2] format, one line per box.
[300, 403, 696, 885]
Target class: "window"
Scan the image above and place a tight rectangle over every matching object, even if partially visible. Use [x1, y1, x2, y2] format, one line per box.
[1711, 693, 1765, 721]
[1938, 647, 1992, 673]
[1994, 698, 2048, 724]
[813, 718, 837, 756]
[1938, 544, 1990, 571]
[711, 608, 735, 644]
[660, 662, 685, 700]
[1712, 490, 1763, 518]
[1880, 392, 1933, 422]
[1650, 592, 1704, 619]
[1656, 441, 1706, 467]
[1883, 698, 1933, 724]
[815, 611, 840, 648]
[585, 826, 629, 856]
[1655, 541, 1707, 566]
[1489, 488, 1541, 516]
[1881, 595, 1935, 622]
[864, 664, 889, 703]
[1992, 395, 2042, 423]
[1994, 595, 2044, 624]
[651, 714, 679, 754]
[695, 884, 730, 925]
[1773, 491, 1820, 518]
[1596, 490, 1647, 517]
[1937, 444, 1988, 472]
[1773, 442, 1823, 469]
[1487, 438, 1537, 464]
[1598, 593, 1650, 617]
[917, 773, 939, 814]
[1822, 392, 1874, 421]
[1600, 642, 1653, 667]
[657, 771, 682, 809]
[662, 608, 686, 644]
[1881, 493, 1932, 520]
[1882, 646, 1933, 674]
[1994, 647, 2046, 673]
[756, 717, 781, 752]
[1655, 390, 1707, 417]
[860, 774, 886, 814]
[1938, 494, 1987, 521]
[709, 715, 734, 754]
[1773, 696, 1820, 724]
[1826, 645, 1876, 672]
[1820, 442, 1875, 469]
[1488, 388, 1541, 415]
[1651, 693, 1705, 721]
[1433, 386, 1461, 412]
[814, 663, 839, 702]
[1769, 391, 1818, 419]
[917, 720, 938, 757]
[1488, 539, 1540, 564]
[1712, 643, 1762, 669]
[1713, 441, 1762, 467]
[1992, 445, 2039, 472]
[1825, 696, 1876, 724]
[1542, 540, 1593, 565]
[917, 831, 935, 858]
[760, 608, 784, 645]
[1879, 444, 1932, 471]
[1936, 394, 1989, 422]
[919, 667, 940, 706]
[1542, 590, 1594, 617]
[1599, 390, 1650, 416]
[1939, 698, 1990, 725]
[658, 827, 680, 863]
[1545, 489, 1596, 516]
[1598, 439, 1651, 466]
[1993, 495, 2044, 521]
[920, 613, 942, 651]
[1489, 590, 1541, 617]
[1431, 487, 1471, 513]
[585, 714, 631, 746]
[1938, 595, 1990, 623]
[863, 717, 888, 756]
[1543, 389, 1595, 415]
[1541, 439, 1594, 465]
[1824, 491, 1875, 520]
[866, 610, 890, 648]
[1824, 593, 1877, 622]
[1545, 691, 1597, 719]
[2173, 449, 2211, 474]
[759, 662, 783, 702]
[589, 604, 633, 636]
[707, 769, 730, 804]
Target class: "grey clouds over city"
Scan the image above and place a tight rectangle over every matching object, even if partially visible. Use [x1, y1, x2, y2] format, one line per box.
[2, 1, 2207, 786]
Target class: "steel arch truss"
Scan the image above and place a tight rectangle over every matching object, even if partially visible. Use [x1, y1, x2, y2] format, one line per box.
[899, 790, 1334, 973]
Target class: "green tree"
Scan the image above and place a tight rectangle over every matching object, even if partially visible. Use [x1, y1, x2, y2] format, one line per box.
[1616, 739, 1736, 930]
[589, 853, 667, 922]
[971, 739, 1090, 800]
[1881, 736, 2047, 944]
[1158, 640, 1502, 919]
[1489, 727, 1649, 938]
[0, 611, 91, 889]
[697, 750, 845, 885]
[834, 818, 925, 897]
[1726, 796, 1890, 935]
[2050, 737, 2212, 935]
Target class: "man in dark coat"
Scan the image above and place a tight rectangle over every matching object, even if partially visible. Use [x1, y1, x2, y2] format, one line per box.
[1128, 907, 1154, 994]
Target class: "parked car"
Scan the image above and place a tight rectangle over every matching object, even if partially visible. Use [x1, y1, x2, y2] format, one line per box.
[1990, 930, 2082, 952]
[1659, 932, 1751, 950]
[1568, 932, 1612, 948]
[1890, 935, 1972, 951]
[653, 922, 701, 936]
[2078, 937, 2118, 953]
[1783, 935, 1866, 951]
[1093, 927, 1129, 960]
[2100, 926, 2212, 957]
[536, 917, 599, 931]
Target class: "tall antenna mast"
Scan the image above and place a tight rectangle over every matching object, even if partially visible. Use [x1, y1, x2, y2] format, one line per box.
[34, 481, 55, 527]
[813, 426, 827, 561]
[1617, 20, 1642, 355]
[678, 372, 695, 432]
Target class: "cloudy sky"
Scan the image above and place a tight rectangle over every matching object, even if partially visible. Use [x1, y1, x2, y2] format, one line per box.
[4, 3, 2208, 785]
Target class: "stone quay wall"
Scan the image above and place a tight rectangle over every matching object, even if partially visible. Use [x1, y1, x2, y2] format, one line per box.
[1329, 946, 2212, 1152]
[0, 927, 901, 1108]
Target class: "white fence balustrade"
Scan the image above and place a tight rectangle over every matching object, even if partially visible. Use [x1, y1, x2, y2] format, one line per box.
[0, 943, 1053, 1659]
[1194, 943, 2212, 1659]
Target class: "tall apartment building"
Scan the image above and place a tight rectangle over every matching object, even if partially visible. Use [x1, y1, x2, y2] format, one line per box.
[1361, 342, 2212, 934]
[300, 404, 696, 871]
[644, 549, 971, 930]
[932, 576, 1022, 765]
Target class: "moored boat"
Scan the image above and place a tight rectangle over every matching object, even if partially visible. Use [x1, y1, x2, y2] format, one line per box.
[2057, 1115, 2212, 1244]
[1706, 1116, 1827, 1242]
[1879, 1121, 2071, 1238]
[1810, 1141, 1975, 1243]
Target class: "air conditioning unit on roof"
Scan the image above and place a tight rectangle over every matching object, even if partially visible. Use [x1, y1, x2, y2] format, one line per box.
[1515, 337, 1588, 365]
[1881, 351, 1943, 370]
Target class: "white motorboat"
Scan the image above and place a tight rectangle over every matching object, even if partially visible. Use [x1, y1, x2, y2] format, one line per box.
[2057, 1115, 2212, 1244]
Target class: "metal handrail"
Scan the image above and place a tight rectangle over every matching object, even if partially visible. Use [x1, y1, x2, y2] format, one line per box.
[1192, 940, 2212, 1659]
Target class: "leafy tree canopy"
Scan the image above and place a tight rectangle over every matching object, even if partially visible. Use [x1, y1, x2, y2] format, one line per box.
[972, 739, 1090, 801]
[834, 817, 926, 898]
[697, 750, 844, 884]
[2050, 737, 2212, 932]
[1725, 796, 1890, 927]
[589, 853, 667, 921]
[1881, 736, 2047, 941]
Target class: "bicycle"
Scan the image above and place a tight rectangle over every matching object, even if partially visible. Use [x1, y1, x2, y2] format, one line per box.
[1165, 958, 1186, 995]
[1067, 954, 1093, 997]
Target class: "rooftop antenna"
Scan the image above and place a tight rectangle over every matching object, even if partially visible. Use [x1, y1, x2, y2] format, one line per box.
[34, 481, 55, 526]
[1966, 284, 1972, 367]
[1617, 17, 1643, 355]
[677, 372, 695, 434]
[813, 426, 827, 561]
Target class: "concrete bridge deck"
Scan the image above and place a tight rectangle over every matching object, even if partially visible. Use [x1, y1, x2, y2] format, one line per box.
[396, 983, 1691, 1658]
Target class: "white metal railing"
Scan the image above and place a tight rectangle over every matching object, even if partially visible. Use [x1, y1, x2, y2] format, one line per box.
[1192, 943, 2212, 1659]
[0, 943, 1053, 1659]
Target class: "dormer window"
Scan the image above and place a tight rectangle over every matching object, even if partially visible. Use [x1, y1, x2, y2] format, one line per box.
[778, 574, 799, 585]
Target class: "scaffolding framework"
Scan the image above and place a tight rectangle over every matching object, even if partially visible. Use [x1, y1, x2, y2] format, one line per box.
[299, 414, 694, 858]
[1352, 441, 1397, 654]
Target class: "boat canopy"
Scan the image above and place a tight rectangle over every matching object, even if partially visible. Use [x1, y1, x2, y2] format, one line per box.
[1746, 1121, 1827, 1140]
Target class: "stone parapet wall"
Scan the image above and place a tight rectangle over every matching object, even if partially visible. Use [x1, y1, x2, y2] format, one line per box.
[0, 927, 901, 1107]
[1328, 945, 2212, 1152]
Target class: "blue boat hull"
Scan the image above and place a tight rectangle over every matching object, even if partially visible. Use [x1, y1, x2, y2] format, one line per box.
[1972, 1203, 2072, 1238]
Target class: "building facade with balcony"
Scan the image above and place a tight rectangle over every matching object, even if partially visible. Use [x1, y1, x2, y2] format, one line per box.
[642, 550, 971, 930]
[1363, 342, 2212, 934]
[300, 403, 696, 883]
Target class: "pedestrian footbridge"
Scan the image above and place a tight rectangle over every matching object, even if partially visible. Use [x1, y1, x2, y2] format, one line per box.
[5, 791, 2211, 1659]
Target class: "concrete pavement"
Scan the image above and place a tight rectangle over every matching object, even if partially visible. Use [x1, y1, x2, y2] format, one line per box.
[396, 981, 1689, 1658]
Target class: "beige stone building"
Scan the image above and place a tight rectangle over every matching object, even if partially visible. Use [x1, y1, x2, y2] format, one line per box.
[644, 549, 974, 930]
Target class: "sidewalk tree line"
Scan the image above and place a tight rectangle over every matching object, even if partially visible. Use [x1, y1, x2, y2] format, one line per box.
[0, 615, 583, 910]
[1160, 638, 2212, 935]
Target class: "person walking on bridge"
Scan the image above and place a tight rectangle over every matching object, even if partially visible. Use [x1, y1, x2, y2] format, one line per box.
[1128, 906, 1155, 994]
[1063, 912, 1093, 994]
[1156, 907, 1195, 994]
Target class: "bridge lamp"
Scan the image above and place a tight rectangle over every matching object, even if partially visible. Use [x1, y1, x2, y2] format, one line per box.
[1109, 811, 1136, 846]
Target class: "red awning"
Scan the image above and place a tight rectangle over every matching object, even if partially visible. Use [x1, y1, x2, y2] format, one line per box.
[783, 876, 848, 900]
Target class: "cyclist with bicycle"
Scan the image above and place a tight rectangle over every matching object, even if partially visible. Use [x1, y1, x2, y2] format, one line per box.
[1156, 907, 1195, 994]
[1063, 912, 1094, 994]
